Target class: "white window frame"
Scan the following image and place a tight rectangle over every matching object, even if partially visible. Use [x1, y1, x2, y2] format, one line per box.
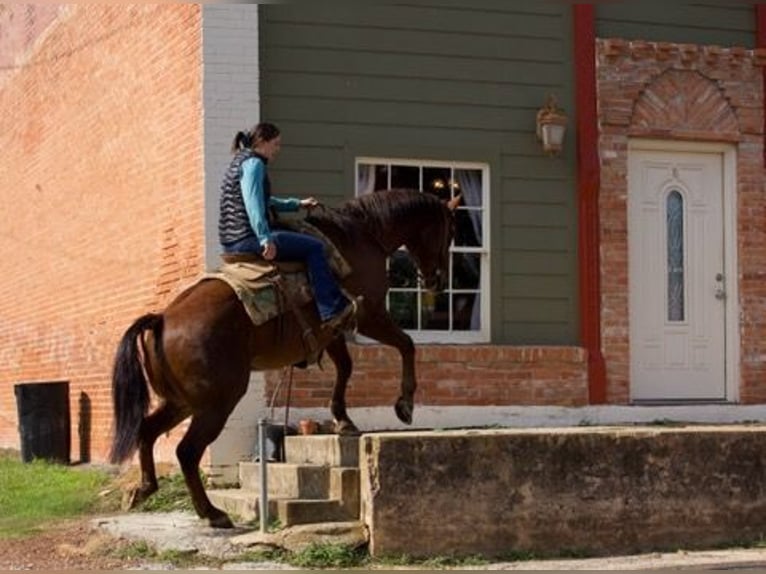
[355, 156, 491, 344]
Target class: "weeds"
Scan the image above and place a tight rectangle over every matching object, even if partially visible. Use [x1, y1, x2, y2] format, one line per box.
[132, 472, 195, 513]
[288, 542, 369, 569]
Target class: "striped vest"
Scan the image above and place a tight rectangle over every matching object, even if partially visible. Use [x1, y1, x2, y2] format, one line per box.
[218, 150, 272, 245]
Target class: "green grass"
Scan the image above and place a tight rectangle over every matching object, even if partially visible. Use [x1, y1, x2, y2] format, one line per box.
[288, 542, 369, 569]
[131, 472, 195, 513]
[0, 451, 117, 538]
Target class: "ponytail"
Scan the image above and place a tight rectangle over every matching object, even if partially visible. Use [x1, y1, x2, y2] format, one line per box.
[230, 122, 280, 153]
[230, 130, 253, 153]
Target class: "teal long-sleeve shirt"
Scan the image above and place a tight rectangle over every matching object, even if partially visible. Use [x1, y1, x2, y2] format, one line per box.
[241, 157, 300, 248]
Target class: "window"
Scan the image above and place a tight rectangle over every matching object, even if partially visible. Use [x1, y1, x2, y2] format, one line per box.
[356, 158, 490, 343]
[666, 189, 685, 323]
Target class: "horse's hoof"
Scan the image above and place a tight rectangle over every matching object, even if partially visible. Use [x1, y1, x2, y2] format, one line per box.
[394, 397, 413, 425]
[208, 512, 234, 529]
[334, 419, 361, 436]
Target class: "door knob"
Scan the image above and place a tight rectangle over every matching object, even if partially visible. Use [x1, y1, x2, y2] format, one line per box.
[715, 273, 725, 300]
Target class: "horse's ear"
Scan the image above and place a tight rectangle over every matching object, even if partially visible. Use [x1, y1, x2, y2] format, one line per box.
[446, 193, 462, 211]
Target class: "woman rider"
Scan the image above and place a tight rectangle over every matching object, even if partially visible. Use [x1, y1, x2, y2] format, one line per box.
[218, 122, 358, 333]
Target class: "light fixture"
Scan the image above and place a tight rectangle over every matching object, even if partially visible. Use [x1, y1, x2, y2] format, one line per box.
[536, 94, 568, 156]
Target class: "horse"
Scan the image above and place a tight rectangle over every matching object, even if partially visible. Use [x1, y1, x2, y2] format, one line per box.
[109, 188, 459, 528]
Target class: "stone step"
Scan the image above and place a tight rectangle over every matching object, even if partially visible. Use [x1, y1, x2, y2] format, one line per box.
[276, 498, 358, 526]
[239, 463, 331, 499]
[284, 435, 360, 467]
[207, 489, 358, 526]
[238, 463, 359, 502]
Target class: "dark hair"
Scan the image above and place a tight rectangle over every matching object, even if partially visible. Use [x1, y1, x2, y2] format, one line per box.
[230, 122, 280, 153]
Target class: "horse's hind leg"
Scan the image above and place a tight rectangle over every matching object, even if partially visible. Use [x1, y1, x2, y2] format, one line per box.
[358, 310, 416, 425]
[326, 336, 360, 436]
[125, 402, 186, 509]
[176, 408, 237, 529]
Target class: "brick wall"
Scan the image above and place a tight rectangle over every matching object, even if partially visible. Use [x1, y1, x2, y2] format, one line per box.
[266, 345, 588, 412]
[0, 5, 205, 462]
[597, 39, 766, 403]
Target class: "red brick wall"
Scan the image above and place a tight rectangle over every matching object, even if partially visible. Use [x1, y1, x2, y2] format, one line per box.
[266, 345, 588, 410]
[0, 5, 204, 461]
[597, 39, 766, 403]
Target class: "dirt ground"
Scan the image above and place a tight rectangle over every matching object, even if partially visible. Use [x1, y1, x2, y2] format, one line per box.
[0, 516, 145, 570]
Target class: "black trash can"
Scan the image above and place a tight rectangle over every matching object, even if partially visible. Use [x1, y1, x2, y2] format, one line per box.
[14, 381, 71, 464]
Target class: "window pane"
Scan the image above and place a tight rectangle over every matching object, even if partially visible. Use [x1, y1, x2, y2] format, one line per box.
[423, 167, 452, 201]
[453, 293, 480, 331]
[454, 169, 483, 207]
[388, 250, 418, 288]
[455, 208, 482, 247]
[421, 291, 449, 330]
[391, 165, 419, 189]
[452, 253, 481, 289]
[667, 190, 684, 322]
[389, 291, 417, 329]
[357, 163, 389, 194]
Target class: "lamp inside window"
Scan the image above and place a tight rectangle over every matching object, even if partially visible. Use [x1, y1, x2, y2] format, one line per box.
[536, 95, 568, 156]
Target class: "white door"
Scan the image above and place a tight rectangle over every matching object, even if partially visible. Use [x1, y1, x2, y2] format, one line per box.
[628, 148, 728, 401]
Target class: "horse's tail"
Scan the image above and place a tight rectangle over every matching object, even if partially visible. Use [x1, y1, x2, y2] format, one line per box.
[109, 313, 163, 464]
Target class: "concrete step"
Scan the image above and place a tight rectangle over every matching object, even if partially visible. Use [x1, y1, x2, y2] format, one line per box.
[207, 490, 359, 526]
[239, 463, 330, 499]
[276, 498, 358, 526]
[285, 435, 360, 467]
[207, 489, 276, 524]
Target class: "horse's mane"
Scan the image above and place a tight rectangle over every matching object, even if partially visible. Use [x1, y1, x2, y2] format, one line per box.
[307, 188, 444, 244]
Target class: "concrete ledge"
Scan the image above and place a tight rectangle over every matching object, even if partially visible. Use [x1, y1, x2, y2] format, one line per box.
[360, 425, 766, 558]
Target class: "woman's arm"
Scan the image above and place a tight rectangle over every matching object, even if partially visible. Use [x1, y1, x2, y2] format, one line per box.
[240, 157, 273, 248]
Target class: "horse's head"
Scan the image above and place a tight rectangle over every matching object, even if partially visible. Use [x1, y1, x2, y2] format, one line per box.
[408, 194, 459, 293]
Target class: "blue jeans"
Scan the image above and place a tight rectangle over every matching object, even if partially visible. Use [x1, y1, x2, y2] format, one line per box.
[222, 231, 348, 321]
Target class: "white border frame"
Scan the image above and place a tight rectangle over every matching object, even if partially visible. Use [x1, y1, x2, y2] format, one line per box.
[355, 156, 491, 344]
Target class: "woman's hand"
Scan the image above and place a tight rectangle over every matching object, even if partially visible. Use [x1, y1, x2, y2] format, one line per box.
[300, 197, 320, 210]
[262, 241, 277, 260]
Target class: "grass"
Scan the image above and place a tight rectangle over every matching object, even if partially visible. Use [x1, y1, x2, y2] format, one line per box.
[0, 451, 522, 569]
[0, 450, 118, 538]
[130, 471, 195, 513]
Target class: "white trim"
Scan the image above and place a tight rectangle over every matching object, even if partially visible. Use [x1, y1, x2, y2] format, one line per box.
[354, 157, 491, 344]
[628, 139, 740, 403]
[284, 404, 766, 433]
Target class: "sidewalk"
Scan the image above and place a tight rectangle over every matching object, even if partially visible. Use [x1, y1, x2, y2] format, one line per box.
[94, 511, 766, 570]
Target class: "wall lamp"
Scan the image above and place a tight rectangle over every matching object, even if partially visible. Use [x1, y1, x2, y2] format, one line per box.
[536, 95, 568, 156]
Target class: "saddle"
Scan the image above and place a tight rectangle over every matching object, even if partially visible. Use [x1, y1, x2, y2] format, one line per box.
[205, 221, 352, 365]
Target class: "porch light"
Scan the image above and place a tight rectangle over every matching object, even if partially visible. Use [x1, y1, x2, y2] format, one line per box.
[536, 95, 568, 156]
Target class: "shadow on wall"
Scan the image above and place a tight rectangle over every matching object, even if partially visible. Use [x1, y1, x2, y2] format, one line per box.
[78, 391, 91, 464]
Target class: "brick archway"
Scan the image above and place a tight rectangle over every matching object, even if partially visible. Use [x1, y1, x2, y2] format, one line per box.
[597, 39, 766, 403]
[632, 69, 739, 139]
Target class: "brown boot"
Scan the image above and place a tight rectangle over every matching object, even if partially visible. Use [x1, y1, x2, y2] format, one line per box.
[322, 296, 362, 335]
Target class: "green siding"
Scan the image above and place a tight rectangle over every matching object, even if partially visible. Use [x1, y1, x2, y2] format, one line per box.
[596, 2, 756, 47]
[260, 3, 578, 345]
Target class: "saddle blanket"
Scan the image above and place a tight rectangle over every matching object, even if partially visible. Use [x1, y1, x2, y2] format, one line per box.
[208, 261, 313, 326]
[202, 220, 351, 327]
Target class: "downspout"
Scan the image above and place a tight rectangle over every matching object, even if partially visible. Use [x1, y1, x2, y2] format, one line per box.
[574, 5, 607, 404]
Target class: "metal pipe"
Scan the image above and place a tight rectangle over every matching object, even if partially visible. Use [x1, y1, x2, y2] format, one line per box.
[258, 417, 268, 533]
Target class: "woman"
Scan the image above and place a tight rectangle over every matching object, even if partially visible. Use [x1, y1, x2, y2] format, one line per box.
[218, 122, 358, 332]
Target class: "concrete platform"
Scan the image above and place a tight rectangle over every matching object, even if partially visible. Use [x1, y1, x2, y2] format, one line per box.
[360, 424, 766, 559]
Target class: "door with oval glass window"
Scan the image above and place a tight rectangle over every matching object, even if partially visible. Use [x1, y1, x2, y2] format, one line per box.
[628, 147, 729, 401]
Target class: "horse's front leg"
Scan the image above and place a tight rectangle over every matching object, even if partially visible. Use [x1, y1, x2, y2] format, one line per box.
[325, 336, 360, 435]
[358, 310, 416, 425]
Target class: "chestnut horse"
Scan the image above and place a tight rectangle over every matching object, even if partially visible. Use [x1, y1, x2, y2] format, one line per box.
[109, 188, 458, 528]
